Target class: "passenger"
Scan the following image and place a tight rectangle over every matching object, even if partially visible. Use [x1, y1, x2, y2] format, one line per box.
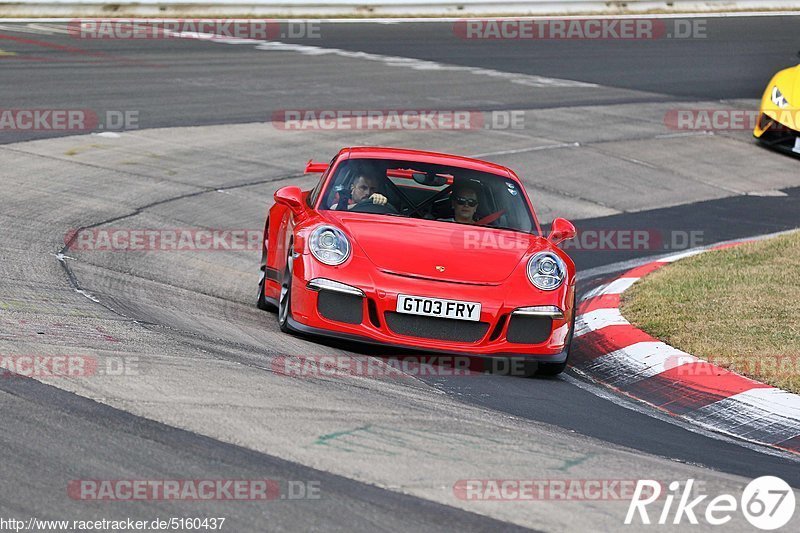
[440, 181, 480, 224]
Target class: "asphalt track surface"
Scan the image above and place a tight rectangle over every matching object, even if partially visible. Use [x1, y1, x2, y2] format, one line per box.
[1, 15, 800, 531]
[2, 15, 800, 143]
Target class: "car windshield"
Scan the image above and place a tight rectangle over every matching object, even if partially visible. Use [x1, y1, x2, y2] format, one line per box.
[320, 157, 537, 234]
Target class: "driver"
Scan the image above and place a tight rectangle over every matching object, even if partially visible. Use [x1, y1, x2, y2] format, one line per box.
[440, 181, 480, 224]
[351, 174, 388, 206]
[332, 173, 388, 210]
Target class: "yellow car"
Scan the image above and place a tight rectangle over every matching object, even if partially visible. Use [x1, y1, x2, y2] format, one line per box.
[754, 60, 800, 155]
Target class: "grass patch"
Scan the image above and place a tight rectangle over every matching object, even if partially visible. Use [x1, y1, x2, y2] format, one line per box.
[621, 231, 800, 394]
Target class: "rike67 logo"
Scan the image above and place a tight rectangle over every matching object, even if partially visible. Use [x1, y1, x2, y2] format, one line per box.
[626, 477, 795, 529]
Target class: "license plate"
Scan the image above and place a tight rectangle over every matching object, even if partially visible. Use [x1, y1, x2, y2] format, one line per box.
[793, 137, 800, 154]
[396, 294, 481, 322]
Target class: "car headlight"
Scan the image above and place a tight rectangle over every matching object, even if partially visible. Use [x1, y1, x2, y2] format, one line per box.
[527, 252, 566, 291]
[309, 226, 350, 266]
[771, 86, 790, 108]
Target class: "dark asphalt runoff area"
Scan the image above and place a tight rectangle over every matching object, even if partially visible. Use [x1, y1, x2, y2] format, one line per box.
[1, 15, 799, 530]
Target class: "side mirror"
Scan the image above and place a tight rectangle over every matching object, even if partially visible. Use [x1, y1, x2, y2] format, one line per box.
[274, 186, 306, 216]
[548, 218, 576, 245]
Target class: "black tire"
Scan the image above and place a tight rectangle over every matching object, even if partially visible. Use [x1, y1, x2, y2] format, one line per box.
[278, 244, 294, 333]
[257, 233, 277, 312]
[535, 293, 577, 377]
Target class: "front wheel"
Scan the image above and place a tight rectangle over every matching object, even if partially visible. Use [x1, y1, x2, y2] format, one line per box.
[278, 245, 294, 333]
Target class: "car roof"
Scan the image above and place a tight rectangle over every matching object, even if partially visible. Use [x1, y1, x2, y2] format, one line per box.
[340, 146, 516, 180]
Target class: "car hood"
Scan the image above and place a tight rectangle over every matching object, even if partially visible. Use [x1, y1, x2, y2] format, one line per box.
[321, 212, 545, 284]
[790, 65, 800, 107]
[770, 65, 800, 109]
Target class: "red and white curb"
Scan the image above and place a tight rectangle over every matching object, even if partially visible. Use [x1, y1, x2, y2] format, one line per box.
[573, 242, 800, 455]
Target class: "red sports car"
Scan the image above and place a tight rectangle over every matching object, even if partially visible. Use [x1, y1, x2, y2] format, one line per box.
[257, 147, 577, 375]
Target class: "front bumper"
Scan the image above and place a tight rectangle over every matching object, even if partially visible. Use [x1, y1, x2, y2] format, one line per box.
[285, 253, 574, 360]
[753, 110, 800, 156]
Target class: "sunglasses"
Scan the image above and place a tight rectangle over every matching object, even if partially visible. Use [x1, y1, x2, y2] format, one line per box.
[454, 196, 478, 207]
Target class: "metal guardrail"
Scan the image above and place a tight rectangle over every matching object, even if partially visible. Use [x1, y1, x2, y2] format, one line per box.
[3, 0, 800, 17]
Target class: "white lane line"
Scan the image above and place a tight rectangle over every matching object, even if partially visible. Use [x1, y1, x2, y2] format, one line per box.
[252, 41, 597, 88]
[26, 23, 72, 34]
[659, 249, 707, 262]
[150, 24, 600, 88]
[470, 142, 580, 158]
[470, 142, 581, 157]
[144, 24, 598, 89]
[654, 131, 715, 139]
[0, 23, 58, 35]
[172, 32, 257, 44]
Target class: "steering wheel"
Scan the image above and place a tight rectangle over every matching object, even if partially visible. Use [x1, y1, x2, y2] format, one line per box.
[476, 210, 506, 226]
[350, 198, 399, 215]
